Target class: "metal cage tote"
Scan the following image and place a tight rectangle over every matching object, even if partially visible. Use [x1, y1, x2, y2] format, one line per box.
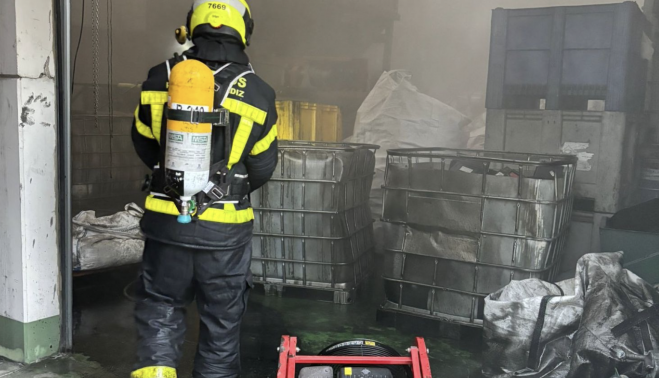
[251, 141, 379, 304]
[379, 148, 578, 327]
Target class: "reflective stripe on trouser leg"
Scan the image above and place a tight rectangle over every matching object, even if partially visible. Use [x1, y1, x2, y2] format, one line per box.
[192, 241, 253, 378]
[131, 366, 177, 378]
[134, 239, 196, 370]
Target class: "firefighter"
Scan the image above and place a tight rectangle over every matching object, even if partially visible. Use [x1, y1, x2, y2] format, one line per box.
[130, 1, 278, 377]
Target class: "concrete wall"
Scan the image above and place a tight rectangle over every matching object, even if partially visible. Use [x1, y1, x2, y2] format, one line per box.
[0, 0, 60, 364]
[391, 0, 646, 118]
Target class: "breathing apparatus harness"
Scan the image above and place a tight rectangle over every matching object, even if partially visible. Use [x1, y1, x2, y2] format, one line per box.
[151, 54, 255, 220]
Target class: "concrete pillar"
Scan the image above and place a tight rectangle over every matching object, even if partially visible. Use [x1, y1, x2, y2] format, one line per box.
[0, 0, 60, 364]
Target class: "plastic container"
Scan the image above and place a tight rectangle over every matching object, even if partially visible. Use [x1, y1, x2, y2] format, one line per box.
[276, 101, 343, 142]
[252, 141, 378, 212]
[380, 148, 577, 326]
[251, 141, 379, 303]
[486, 2, 649, 112]
[251, 224, 374, 304]
[485, 109, 642, 213]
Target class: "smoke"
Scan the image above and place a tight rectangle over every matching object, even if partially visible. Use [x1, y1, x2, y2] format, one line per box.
[70, 0, 648, 120]
[392, 0, 646, 118]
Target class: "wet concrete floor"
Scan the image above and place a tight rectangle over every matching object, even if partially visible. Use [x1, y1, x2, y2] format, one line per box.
[0, 354, 116, 378]
[7, 263, 483, 377]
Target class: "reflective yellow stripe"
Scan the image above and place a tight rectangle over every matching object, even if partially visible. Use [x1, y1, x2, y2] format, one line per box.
[198, 203, 254, 223]
[228, 117, 253, 168]
[145, 196, 254, 224]
[224, 98, 267, 125]
[151, 104, 165, 142]
[141, 91, 168, 105]
[145, 196, 180, 215]
[134, 106, 155, 139]
[250, 125, 277, 155]
[130, 366, 177, 378]
[140, 91, 168, 143]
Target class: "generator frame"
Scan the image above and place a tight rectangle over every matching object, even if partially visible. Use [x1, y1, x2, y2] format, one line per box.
[276, 335, 432, 378]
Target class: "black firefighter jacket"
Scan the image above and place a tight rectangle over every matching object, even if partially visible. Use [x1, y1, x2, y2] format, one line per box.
[131, 38, 278, 249]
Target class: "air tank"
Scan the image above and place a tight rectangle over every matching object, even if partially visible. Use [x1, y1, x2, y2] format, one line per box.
[165, 59, 215, 224]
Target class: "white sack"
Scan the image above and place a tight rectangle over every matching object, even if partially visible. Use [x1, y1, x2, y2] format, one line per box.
[484, 252, 659, 378]
[73, 203, 145, 271]
[349, 70, 470, 251]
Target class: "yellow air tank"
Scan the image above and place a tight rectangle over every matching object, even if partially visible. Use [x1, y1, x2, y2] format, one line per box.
[165, 60, 215, 223]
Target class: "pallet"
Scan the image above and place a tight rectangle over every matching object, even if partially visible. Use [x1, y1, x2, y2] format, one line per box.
[253, 281, 357, 305]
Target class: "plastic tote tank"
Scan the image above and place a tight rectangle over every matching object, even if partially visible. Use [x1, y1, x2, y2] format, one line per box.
[379, 148, 577, 326]
[637, 142, 659, 203]
[485, 2, 649, 112]
[275, 101, 343, 142]
[485, 110, 642, 213]
[251, 141, 379, 304]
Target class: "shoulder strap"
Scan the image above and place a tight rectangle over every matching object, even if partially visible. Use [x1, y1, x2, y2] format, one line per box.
[165, 55, 188, 81]
[211, 64, 255, 162]
[213, 64, 255, 107]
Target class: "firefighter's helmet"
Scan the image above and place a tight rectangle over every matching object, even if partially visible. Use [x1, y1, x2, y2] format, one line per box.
[176, 0, 254, 47]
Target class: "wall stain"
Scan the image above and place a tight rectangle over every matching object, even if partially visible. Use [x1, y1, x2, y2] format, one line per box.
[20, 93, 51, 127]
[40, 57, 54, 80]
[20, 106, 35, 127]
[41, 96, 52, 108]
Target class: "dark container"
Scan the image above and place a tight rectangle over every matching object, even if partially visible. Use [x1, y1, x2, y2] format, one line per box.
[486, 2, 649, 112]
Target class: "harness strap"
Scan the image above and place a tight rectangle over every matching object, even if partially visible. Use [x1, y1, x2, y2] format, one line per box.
[612, 304, 659, 338]
[166, 108, 230, 126]
[213, 62, 232, 75]
[211, 64, 254, 166]
[166, 55, 187, 79]
[528, 295, 558, 370]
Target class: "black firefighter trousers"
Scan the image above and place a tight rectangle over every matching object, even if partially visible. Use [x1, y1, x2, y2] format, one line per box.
[134, 238, 253, 378]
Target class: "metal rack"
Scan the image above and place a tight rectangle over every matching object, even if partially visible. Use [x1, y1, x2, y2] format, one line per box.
[380, 148, 577, 326]
[251, 141, 379, 304]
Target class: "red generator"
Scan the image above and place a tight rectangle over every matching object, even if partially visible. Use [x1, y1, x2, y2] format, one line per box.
[277, 335, 432, 378]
